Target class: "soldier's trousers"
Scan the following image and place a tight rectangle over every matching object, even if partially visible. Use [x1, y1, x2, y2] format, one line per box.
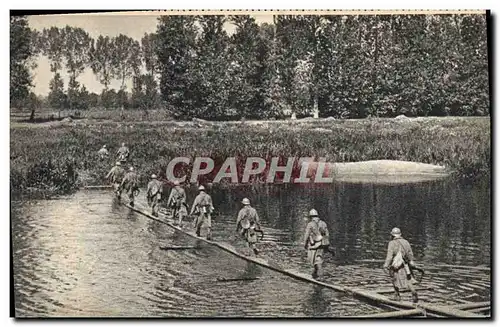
[150, 195, 160, 216]
[195, 213, 212, 238]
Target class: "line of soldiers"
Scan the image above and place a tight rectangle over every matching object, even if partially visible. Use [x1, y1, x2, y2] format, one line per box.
[103, 144, 419, 302]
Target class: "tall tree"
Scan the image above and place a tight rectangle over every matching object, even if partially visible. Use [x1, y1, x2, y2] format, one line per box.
[89, 35, 115, 91]
[47, 72, 66, 114]
[141, 32, 159, 77]
[61, 26, 92, 110]
[113, 34, 141, 91]
[10, 16, 36, 109]
[229, 15, 261, 118]
[194, 15, 231, 119]
[156, 15, 198, 117]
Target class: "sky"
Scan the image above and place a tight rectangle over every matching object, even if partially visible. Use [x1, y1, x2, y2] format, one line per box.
[27, 12, 275, 96]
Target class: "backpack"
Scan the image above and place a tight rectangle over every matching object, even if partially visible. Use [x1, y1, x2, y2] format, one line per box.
[391, 239, 407, 270]
[308, 221, 323, 250]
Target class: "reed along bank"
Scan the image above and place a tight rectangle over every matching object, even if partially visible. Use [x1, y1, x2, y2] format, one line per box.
[10, 116, 490, 198]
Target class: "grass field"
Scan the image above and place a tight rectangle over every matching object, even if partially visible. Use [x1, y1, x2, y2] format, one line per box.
[10, 112, 491, 198]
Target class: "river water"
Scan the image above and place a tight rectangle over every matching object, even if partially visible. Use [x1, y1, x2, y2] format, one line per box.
[11, 178, 491, 317]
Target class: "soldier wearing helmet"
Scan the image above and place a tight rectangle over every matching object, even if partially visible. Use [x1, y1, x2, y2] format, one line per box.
[190, 185, 215, 239]
[383, 227, 419, 303]
[146, 174, 163, 217]
[303, 209, 330, 279]
[167, 180, 188, 226]
[236, 198, 262, 256]
[98, 144, 109, 159]
[106, 161, 125, 197]
[119, 166, 139, 207]
[116, 142, 130, 163]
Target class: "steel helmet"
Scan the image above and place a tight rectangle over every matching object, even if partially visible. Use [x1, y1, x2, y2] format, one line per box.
[391, 227, 401, 236]
[198, 185, 205, 191]
[151, 174, 157, 179]
[309, 209, 319, 217]
[173, 180, 180, 186]
[103, 145, 107, 148]
[116, 161, 121, 166]
[129, 167, 134, 172]
[242, 198, 250, 205]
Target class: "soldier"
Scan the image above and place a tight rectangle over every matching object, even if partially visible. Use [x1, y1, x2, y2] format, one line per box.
[236, 198, 262, 256]
[167, 180, 188, 226]
[116, 143, 130, 163]
[190, 185, 214, 240]
[146, 174, 163, 217]
[97, 145, 109, 159]
[106, 161, 125, 198]
[119, 166, 139, 207]
[383, 227, 419, 303]
[303, 209, 329, 280]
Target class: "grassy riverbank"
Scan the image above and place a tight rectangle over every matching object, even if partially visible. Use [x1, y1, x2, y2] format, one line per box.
[10, 116, 490, 198]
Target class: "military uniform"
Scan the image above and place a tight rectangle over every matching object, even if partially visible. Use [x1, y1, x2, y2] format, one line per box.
[147, 177, 163, 216]
[98, 146, 109, 159]
[116, 146, 130, 162]
[190, 190, 214, 239]
[304, 218, 325, 267]
[383, 229, 418, 303]
[106, 164, 125, 194]
[120, 170, 139, 206]
[168, 186, 188, 225]
[236, 205, 261, 253]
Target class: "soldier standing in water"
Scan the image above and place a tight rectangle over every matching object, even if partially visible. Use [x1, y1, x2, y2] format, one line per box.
[303, 209, 329, 280]
[236, 198, 262, 256]
[167, 181, 188, 226]
[383, 227, 419, 303]
[190, 185, 215, 240]
[146, 174, 163, 217]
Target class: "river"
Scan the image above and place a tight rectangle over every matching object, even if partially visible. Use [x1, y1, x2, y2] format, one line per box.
[11, 178, 491, 317]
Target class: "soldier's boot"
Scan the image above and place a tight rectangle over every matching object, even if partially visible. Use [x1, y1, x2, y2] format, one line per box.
[390, 289, 401, 301]
[206, 228, 212, 240]
[412, 292, 419, 303]
[312, 265, 319, 279]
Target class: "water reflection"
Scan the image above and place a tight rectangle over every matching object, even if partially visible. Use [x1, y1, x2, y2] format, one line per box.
[11, 178, 490, 317]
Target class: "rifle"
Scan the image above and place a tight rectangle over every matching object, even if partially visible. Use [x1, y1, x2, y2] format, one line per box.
[410, 265, 425, 284]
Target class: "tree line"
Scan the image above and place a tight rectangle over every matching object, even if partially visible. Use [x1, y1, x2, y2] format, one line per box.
[11, 14, 489, 120]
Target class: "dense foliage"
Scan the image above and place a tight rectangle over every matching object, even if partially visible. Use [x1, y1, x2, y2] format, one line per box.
[13, 14, 489, 120]
[10, 117, 490, 197]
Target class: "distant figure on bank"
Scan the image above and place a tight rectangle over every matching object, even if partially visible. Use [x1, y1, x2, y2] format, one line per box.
[98, 145, 109, 159]
[119, 167, 139, 207]
[236, 198, 262, 256]
[303, 209, 329, 280]
[383, 227, 419, 303]
[106, 161, 125, 197]
[116, 143, 130, 162]
[190, 185, 215, 240]
[167, 180, 188, 226]
[146, 174, 163, 217]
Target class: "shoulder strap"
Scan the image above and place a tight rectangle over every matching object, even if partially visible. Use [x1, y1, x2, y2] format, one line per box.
[395, 239, 407, 258]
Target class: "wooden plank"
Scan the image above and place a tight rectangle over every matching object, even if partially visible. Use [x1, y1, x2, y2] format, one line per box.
[357, 309, 424, 318]
[468, 306, 490, 314]
[123, 198, 486, 319]
[159, 245, 199, 251]
[375, 287, 434, 294]
[417, 303, 485, 318]
[450, 301, 490, 310]
[354, 260, 490, 272]
[84, 185, 113, 189]
[216, 277, 260, 283]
